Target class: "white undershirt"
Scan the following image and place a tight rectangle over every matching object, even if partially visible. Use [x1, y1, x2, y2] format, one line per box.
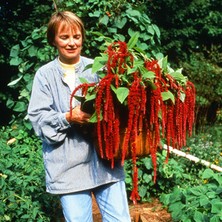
[59, 58, 80, 92]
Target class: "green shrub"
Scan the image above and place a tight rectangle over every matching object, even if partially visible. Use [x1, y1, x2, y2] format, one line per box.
[124, 150, 185, 202]
[180, 125, 222, 170]
[0, 125, 62, 221]
[160, 124, 222, 192]
[160, 169, 222, 222]
[182, 49, 222, 128]
[8, 26, 56, 126]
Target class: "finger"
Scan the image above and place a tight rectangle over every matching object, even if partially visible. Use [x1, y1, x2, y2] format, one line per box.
[81, 111, 91, 119]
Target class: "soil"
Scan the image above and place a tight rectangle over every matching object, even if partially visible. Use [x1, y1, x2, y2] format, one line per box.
[92, 195, 172, 222]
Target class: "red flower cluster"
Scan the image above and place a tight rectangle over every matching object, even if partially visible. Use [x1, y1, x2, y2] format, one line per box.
[70, 41, 196, 204]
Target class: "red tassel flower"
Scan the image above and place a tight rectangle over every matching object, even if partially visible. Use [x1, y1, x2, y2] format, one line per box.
[70, 34, 196, 204]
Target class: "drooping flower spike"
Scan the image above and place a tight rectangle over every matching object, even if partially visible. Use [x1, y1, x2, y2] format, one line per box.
[70, 39, 196, 204]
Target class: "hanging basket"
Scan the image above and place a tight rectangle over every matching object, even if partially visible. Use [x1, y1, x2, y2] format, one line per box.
[70, 33, 196, 204]
[95, 127, 150, 161]
[81, 96, 150, 161]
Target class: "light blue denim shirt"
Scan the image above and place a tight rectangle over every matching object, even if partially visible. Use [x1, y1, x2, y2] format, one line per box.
[28, 56, 124, 194]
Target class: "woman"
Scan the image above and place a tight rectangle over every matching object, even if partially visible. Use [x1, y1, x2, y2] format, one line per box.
[28, 11, 131, 222]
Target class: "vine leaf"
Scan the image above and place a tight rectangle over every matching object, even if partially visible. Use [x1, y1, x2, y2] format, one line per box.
[127, 32, 140, 49]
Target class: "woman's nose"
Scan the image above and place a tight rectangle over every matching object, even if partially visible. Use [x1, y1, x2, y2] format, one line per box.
[68, 38, 75, 46]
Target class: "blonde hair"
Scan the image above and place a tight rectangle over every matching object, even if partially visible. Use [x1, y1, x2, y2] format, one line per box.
[47, 11, 86, 46]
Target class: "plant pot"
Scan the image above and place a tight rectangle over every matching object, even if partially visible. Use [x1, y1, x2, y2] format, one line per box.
[95, 126, 150, 161]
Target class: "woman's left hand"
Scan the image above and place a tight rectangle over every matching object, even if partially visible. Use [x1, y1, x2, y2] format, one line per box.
[66, 105, 91, 124]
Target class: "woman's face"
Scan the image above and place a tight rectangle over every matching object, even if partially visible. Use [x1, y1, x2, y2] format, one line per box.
[53, 23, 83, 64]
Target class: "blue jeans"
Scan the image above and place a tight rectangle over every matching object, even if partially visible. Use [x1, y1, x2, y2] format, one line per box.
[60, 180, 131, 222]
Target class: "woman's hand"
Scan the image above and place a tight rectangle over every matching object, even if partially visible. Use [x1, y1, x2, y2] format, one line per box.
[66, 105, 91, 124]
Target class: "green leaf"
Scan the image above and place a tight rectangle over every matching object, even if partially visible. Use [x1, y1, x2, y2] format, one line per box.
[127, 60, 144, 74]
[7, 76, 23, 87]
[112, 86, 129, 104]
[147, 25, 155, 35]
[107, 27, 117, 33]
[127, 32, 140, 49]
[180, 91, 186, 102]
[4, 215, 11, 221]
[194, 211, 204, 222]
[28, 45, 38, 57]
[73, 95, 84, 103]
[13, 101, 27, 112]
[9, 57, 23, 66]
[161, 91, 175, 103]
[211, 200, 222, 213]
[90, 114, 97, 123]
[89, 11, 100, 18]
[79, 77, 89, 83]
[10, 44, 20, 58]
[199, 195, 209, 206]
[20, 89, 29, 99]
[126, 9, 141, 17]
[89, 111, 102, 123]
[143, 158, 153, 170]
[170, 71, 186, 82]
[83, 63, 93, 72]
[99, 15, 109, 26]
[91, 31, 105, 37]
[190, 186, 205, 196]
[206, 191, 216, 199]
[133, 59, 144, 68]
[31, 29, 41, 40]
[143, 173, 152, 183]
[133, 46, 146, 55]
[202, 169, 214, 179]
[139, 66, 155, 79]
[32, 207, 39, 218]
[126, 64, 139, 75]
[216, 175, 222, 186]
[115, 17, 127, 29]
[92, 54, 108, 73]
[6, 98, 15, 108]
[85, 94, 96, 101]
[210, 215, 222, 222]
[158, 56, 168, 72]
[139, 185, 148, 198]
[125, 177, 132, 184]
[152, 24, 161, 38]
[169, 202, 184, 218]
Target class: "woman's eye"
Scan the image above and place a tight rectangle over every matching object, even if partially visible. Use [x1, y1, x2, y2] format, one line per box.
[74, 35, 81, 39]
[60, 36, 68, 40]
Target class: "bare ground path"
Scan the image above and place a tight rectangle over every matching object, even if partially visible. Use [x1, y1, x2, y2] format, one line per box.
[92, 195, 172, 222]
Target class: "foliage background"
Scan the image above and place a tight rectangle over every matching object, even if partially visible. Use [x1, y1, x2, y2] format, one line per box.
[1, 0, 221, 127]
